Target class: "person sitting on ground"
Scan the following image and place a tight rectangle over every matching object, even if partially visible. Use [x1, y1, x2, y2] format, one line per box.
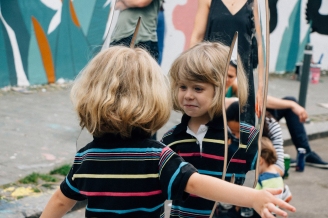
[266, 95, 328, 169]
[39, 46, 295, 218]
[255, 137, 284, 197]
[222, 102, 292, 217]
[252, 137, 285, 218]
[226, 62, 328, 169]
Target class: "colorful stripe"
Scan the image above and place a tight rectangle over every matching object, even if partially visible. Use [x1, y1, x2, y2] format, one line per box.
[76, 148, 162, 156]
[72, 174, 159, 180]
[79, 190, 162, 197]
[86, 203, 164, 214]
[66, 177, 80, 193]
[179, 152, 225, 161]
[202, 138, 225, 144]
[159, 146, 175, 176]
[162, 126, 176, 139]
[171, 205, 211, 217]
[168, 162, 188, 199]
[167, 139, 196, 147]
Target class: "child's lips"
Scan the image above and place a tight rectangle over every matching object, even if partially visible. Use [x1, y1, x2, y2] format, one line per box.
[184, 104, 197, 108]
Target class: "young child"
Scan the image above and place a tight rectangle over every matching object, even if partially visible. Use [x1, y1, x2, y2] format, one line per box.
[255, 137, 284, 196]
[161, 41, 249, 217]
[40, 46, 295, 218]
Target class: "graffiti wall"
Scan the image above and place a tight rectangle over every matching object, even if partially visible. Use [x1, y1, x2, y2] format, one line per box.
[161, 0, 328, 74]
[0, 0, 327, 88]
[0, 0, 111, 88]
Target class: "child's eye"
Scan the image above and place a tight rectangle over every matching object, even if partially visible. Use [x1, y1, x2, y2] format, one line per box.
[179, 85, 187, 90]
[195, 87, 203, 92]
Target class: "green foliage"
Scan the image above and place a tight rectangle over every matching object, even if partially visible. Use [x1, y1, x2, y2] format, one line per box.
[50, 164, 71, 176]
[19, 173, 57, 184]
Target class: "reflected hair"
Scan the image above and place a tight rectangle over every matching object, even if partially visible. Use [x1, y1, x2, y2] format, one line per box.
[261, 137, 277, 165]
[169, 41, 248, 119]
[70, 46, 171, 137]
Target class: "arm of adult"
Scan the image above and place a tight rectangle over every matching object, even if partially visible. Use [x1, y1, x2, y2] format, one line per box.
[185, 173, 295, 217]
[40, 189, 77, 218]
[253, 0, 264, 118]
[189, 0, 211, 48]
[267, 96, 308, 123]
[115, 0, 153, 10]
[225, 97, 238, 109]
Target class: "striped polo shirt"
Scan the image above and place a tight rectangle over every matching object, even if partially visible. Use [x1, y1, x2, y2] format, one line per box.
[60, 130, 197, 217]
[161, 114, 243, 218]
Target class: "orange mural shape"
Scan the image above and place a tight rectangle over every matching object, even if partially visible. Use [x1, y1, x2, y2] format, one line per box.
[31, 16, 55, 83]
[69, 0, 81, 27]
[172, 0, 198, 51]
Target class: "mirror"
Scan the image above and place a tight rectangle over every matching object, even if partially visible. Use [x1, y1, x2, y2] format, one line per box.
[221, 0, 270, 189]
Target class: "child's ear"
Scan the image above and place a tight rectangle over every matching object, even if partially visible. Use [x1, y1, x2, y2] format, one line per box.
[259, 157, 264, 165]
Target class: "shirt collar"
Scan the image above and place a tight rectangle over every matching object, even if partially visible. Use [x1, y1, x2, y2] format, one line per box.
[174, 114, 224, 135]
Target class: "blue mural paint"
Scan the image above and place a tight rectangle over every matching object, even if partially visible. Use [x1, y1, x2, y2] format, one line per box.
[0, 21, 10, 87]
[86, 0, 111, 55]
[54, 0, 77, 80]
[0, 21, 17, 86]
[17, 0, 55, 35]
[276, 1, 301, 72]
[28, 21, 47, 85]
[297, 26, 311, 63]
[72, 0, 96, 37]
[1, 0, 30, 77]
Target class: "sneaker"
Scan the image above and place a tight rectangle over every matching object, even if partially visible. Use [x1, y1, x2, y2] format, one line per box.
[282, 185, 292, 203]
[305, 152, 328, 169]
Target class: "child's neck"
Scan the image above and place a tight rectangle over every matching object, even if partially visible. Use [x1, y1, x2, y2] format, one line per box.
[261, 164, 279, 175]
[188, 117, 210, 134]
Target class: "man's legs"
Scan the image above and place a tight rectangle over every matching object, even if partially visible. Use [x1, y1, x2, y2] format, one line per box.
[267, 96, 328, 168]
[267, 96, 311, 153]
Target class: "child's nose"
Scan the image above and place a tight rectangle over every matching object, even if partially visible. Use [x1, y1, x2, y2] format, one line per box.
[184, 89, 194, 99]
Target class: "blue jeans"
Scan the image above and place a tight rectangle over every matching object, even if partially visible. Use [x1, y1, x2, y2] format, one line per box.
[111, 35, 159, 62]
[267, 96, 311, 153]
[156, 10, 165, 65]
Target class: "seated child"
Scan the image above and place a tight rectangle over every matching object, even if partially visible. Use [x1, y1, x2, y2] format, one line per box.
[255, 137, 284, 197]
[40, 46, 295, 218]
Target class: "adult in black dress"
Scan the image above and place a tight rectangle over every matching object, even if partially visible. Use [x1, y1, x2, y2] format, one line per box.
[190, 0, 265, 185]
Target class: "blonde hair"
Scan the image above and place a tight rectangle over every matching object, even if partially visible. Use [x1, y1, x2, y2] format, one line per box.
[169, 41, 248, 119]
[70, 46, 171, 137]
[261, 137, 277, 165]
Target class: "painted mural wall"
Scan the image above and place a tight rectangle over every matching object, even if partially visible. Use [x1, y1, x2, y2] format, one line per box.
[0, 0, 111, 88]
[0, 0, 327, 88]
[161, 0, 328, 74]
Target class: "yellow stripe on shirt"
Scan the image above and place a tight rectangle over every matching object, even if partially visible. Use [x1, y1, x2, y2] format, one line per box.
[72, 174, 159, 180]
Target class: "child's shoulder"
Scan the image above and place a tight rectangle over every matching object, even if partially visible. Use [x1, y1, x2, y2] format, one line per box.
[162, 126, 177, 139]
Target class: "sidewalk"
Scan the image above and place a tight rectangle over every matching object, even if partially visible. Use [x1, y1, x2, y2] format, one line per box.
[0, 75, 327, 217]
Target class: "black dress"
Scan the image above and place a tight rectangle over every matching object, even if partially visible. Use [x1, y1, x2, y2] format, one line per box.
[205, 0, 255, 128]
[204, 0, 259, 187]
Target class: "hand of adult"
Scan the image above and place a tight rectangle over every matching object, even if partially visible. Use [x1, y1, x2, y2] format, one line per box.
[291, 102, 308, 123]
[256, 88, 263, 118]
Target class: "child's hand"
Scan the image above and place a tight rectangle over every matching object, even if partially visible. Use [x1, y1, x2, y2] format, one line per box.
[252, 189, 296, 218]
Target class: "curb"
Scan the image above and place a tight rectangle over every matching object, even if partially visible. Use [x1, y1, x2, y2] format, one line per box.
[284, 130, 328, 146]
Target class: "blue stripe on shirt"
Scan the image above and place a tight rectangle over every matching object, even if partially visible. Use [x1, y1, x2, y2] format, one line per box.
[65, 177, 80, 193]
[86, 203, 164, 214]
[168, 162, 188, 199]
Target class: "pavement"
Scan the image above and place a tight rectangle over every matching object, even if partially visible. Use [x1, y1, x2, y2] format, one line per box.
[0, 75, 328, 217]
